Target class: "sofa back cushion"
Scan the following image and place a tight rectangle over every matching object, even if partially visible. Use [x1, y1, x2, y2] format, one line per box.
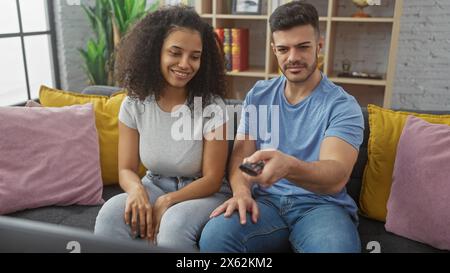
[39, 85, 146, 185]
[385, 116, 450, 250]
[360, 104, 450, 221]
[0, 103, 104, 215]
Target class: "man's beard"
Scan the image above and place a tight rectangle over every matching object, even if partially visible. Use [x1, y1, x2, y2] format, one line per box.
[281, 50, 318, 84]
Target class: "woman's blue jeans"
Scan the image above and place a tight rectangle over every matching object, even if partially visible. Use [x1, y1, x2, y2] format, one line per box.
[199, 193, 361, 253]
[94, 173, 231, 252]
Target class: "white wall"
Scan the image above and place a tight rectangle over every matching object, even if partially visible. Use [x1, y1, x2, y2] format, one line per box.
[391, 0, 450, 110]
[54, 0, 93, 92]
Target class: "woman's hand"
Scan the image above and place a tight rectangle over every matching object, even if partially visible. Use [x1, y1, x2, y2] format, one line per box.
[124, 184, 153, 239]
[151, 194, 173, 243]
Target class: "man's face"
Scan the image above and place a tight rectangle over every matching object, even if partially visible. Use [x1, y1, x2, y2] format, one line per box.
[272, 25, 322, 84]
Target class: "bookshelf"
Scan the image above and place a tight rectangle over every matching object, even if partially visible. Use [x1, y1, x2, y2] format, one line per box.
[181, 0, 403, 108]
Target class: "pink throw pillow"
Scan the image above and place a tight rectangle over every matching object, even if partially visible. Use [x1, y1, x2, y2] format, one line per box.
[385, 115, 450, 250]
[0, 103, 104, 215]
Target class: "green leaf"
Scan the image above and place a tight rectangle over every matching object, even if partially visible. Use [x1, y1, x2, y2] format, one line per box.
[80, 0, 151, 85]
[95, 16, 107, 50]
[86, 40, 98, 59]
[78, 48, 96, 85]
[81, 5, 96, 32]
[125, 0, 133, 18]
[109, 0, 126, 33]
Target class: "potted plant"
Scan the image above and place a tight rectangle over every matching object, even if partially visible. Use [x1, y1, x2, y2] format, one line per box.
[79, 0, 160, 86]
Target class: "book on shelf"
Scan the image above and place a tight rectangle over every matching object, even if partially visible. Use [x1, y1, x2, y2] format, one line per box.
[231, 28, 249, 72]
[215, 28, 224, 45]
[215, 28, 250, 72]
[223, 28, 233, 71]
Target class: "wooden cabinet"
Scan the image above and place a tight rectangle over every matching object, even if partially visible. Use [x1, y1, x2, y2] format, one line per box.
[189, 0, 403, 107]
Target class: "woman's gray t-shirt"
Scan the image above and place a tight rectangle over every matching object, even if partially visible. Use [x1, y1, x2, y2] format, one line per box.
[119, 96, 228, 178]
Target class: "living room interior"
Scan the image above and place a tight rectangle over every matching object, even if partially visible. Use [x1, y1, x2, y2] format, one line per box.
[1, 0, 450, 254]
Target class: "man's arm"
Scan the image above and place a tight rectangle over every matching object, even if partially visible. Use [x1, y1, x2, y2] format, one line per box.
[228, 134, 257, 196]
[209, 134, 260, 224]
[244, 137, 358, 195]
[287, 137, 358, 194]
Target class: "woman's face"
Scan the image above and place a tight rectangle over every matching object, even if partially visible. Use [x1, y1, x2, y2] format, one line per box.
[160, 28, 202, 90]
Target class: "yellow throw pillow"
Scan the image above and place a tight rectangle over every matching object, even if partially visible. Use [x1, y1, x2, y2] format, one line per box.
[360, 104, 450, 221]
[39, 85, 146, 185]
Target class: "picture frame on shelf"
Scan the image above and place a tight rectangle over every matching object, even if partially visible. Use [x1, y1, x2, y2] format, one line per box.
[232, 0, 262, 15]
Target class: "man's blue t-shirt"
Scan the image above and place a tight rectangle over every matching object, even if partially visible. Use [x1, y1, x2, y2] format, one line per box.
[237, 75, 364, 217]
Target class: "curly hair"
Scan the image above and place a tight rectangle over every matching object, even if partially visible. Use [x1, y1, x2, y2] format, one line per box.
[115, 5, 226, 108]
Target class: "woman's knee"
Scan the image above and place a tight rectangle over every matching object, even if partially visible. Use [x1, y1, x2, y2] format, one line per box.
[157, 210, 193, 242]
[94, 194, 127, 234]
[156, 200, 210, 251]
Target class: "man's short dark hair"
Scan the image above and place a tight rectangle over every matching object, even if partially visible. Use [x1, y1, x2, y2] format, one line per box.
[269, 1, 320, 38]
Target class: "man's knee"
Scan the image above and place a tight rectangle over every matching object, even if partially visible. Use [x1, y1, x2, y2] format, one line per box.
[292, 232, 361, 253]
[199, 214, 243, 252]
[290, 207, 361, 253]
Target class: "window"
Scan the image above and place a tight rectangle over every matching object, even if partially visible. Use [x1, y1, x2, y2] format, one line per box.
[0, 0, 59, 106]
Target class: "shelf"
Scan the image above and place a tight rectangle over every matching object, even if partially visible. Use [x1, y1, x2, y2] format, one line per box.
[331, 17, 394, 23]
[215, 14, 268, 20]
[196, 0, 403, 107]
[226, 67, 266, 78]
[328, 76, 387, 86]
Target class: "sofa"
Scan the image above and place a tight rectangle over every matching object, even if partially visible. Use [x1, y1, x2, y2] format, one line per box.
[3, 86, 445, 253]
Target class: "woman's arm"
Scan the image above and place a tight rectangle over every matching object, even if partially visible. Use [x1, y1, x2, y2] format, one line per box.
[118, 121, 142, 192]
[118, 121, 153, 239]
[164, 123, 229, 205]
[150, 123, 229, 241]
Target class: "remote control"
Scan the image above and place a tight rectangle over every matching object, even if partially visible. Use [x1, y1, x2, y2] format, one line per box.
[239, 161, 265, 176]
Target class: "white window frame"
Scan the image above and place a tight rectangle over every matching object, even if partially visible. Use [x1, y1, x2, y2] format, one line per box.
[0, 0, 60, 106]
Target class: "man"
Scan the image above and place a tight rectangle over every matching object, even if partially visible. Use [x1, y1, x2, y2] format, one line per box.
[200, 2, 364, 253]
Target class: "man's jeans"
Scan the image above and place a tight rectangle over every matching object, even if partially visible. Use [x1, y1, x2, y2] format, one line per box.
[95, 173, 231, 252]
[199, 193, 360, 253]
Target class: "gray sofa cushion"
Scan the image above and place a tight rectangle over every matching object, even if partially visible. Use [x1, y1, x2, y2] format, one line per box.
[8, 185, 123, 231]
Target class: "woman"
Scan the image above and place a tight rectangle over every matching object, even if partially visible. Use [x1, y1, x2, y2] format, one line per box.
[94, 5, 230, 252]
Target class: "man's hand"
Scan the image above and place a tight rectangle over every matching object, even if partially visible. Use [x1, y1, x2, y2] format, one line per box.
[243, 149, 295, 188]
[151, 194, 173, 244]
[209, 192, 259, 225]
